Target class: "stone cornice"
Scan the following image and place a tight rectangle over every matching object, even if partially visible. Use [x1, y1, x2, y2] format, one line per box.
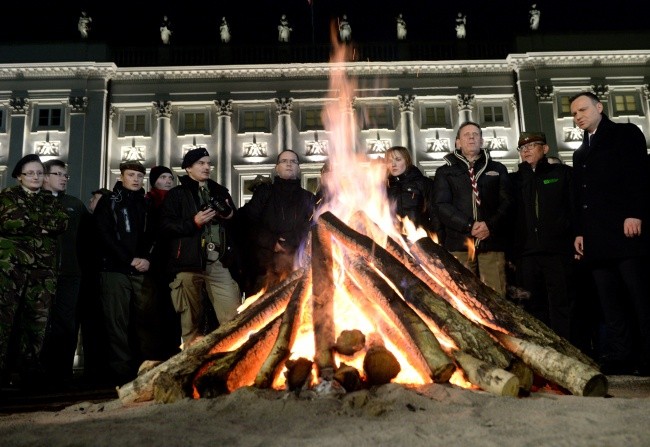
[113, 60, 512, 81]
[507, 51, 650, 69]
[0, 63, 117, 80]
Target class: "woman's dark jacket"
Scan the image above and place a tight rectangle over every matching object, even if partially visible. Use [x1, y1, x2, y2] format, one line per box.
[433, 149, 511, 253]
[94, 181, 153, 275]
[387, 165, 439, 233]
[509, 157, 575, 258]
[160, 175, 237, 275]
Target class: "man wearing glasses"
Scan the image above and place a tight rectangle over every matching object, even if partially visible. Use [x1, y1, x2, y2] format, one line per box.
[509, 132, 575, 342]
[0, 154, 68, 389]
[239, 149, 315, 297]
[40, 159, 89, 389]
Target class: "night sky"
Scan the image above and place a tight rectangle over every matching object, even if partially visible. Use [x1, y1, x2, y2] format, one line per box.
[1, 1, 647, 47]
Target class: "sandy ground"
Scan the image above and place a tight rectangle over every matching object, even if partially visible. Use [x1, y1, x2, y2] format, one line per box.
[1, 376, 649, 447]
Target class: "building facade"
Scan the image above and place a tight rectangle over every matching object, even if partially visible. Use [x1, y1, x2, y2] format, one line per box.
[1, 50, 649, 206]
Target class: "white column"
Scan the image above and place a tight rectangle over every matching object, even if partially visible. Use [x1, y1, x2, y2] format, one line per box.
[153, 100, 172, 168]
[215, 99, 233, 187]
[275, 97, 294, 152]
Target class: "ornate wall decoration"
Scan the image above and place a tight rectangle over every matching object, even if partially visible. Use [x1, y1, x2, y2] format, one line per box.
[563, 126, 584, 142]
[534, 85, 553, 102]
[9, 97, 29, 114]
[153, 100, 172, 118]
[425, 137, 451, 153]
[457, 93, 475, 111]
[398, 94, 416, 112]
[69, 96, 88, 113]
[275, 97, 293, 115]
[243, 140, 267, 157]
[215, 99, 233, 116]
[591, 85, 608, 100]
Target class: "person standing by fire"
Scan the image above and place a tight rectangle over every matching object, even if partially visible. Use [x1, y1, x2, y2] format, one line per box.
[385, 146, 439, 237]
[161, 148, 241, 349]
[0, 154, 68, 389]
[239, 149, 315, 297]
[570, 91, 650, 376]
[433, 121, 512, 298]
[508, 132, 575, 341]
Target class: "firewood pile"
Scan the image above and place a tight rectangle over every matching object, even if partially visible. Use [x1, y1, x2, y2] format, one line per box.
[117, 210, 606, 405]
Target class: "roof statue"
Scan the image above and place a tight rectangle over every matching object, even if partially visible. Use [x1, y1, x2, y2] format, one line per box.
[529, 4, 540, 30]
[339, 14, 351, 42]
[220, 17, 231, 43]
[160, 15, 172, 45]
[78, 11, 92, 39]
[396, 14, 407, 40]
[278, 14, 292, 42]
[455, 12, 467, 39]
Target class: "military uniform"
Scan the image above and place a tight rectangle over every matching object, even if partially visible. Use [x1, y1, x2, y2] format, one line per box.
[0, 185, 68, 384]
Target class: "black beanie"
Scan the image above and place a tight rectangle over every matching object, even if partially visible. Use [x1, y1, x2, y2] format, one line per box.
[150, 166, 174, 185]
[12, 154, 42, 178]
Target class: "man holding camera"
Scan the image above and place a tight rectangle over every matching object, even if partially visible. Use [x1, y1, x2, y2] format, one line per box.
[161, 148, 241, 348]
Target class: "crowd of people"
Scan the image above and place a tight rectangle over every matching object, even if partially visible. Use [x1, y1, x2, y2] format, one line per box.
[1, 91, 648, 393]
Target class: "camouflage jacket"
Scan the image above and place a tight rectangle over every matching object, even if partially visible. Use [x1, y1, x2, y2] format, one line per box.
[0, 185, 69, 271]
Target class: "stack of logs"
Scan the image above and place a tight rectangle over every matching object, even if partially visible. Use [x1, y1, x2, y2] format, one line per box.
[117, 210, 607, 405]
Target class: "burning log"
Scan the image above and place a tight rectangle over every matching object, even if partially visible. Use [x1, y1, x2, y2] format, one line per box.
[333, 363, 362, 392]
[347, 210, 597, 371]
[452, 351, 520, 397]
[409, 238, 598, 369]
[343, 259, 455, 383]
[118, 269, 305, 404]
[185, 316, 284, 401]
[311, 224, 336, 378]
[254, 272, 311, 388]
[320, 211, 513, 370]
[494, 332, 607, 397]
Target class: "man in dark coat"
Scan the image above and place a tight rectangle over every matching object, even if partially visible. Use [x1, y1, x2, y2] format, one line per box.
[94, 161, 155, 384]
[509, 132, 575, 340]
[161, 148, 241, 348]
[570, 91, 650, 375]
[433, 121, 512, 297]
[240, 149, 315, 297]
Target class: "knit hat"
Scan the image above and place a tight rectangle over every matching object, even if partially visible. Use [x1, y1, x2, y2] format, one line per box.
[150, 166, 174, 185]
[11, 154, 42, 178]
[119, 161, 146, 175]
[517, 132, 546, 149]
[182, 148, 210, 169]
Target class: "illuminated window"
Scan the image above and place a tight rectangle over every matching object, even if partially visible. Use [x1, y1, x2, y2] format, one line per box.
[303, 108, 324, 130]
[124, 114, 146, 134]
[363, 105, 392, 129]
[612, 93, 642, 116]
[240, 110, 269, 132]
[422, 106, 448, 128]
[181, 112, 209, 134]
[481, 105, 504, 125]
[558, 96, 572, 118]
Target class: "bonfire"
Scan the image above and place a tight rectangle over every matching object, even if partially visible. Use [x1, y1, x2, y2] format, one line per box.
[117, 25, 606, 405]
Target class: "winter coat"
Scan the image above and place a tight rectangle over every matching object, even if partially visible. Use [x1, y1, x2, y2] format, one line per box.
[160, 175, 237, 274]
[509, 157, 575, 258]
[433, 149, 511, 253]
[572, 114, 649, 260]
[387, 165, 439, 234]
[94, 181, 153, 275]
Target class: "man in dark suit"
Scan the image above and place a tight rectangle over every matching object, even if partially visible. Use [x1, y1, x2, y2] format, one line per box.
[570, 91, 650, 375]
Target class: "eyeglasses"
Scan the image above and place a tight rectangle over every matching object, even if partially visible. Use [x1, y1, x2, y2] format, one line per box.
[48, 172, 71, 179]
[278, 159, 299, 165]
[21, 171, 44, 178]
[517, 142, 544, 152]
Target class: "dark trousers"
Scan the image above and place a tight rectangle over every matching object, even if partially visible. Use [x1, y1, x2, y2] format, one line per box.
[591, 256, 650, 369]
[42, 275, 81, 383]
[517, 253, 574, 341]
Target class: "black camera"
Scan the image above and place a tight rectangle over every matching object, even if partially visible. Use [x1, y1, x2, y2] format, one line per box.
[201, 196, 232, 217]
